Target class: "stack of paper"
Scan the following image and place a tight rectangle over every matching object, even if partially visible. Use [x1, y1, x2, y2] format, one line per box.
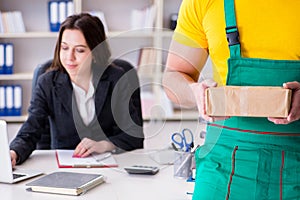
[55, 150, 118, 168]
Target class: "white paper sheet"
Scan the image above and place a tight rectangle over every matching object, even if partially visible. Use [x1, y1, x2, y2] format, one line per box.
[56, 150, 118, 168]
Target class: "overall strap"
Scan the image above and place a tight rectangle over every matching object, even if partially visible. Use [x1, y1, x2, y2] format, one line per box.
[224, 0, 241, 58]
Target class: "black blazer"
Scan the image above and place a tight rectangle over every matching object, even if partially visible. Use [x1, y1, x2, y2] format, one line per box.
[10, 64, 144, 164]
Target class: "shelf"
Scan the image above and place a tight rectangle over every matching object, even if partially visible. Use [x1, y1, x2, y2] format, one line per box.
[0, 115, 28, 123]
[160, 30, 174, 37]
[107, 31, 155, 38]
[171, 110, 199, 121]
[143, 110, 199, 121]
[0, 31, 162, 39]
[0, 73, 33, 81]
[0, 32, 58, 38]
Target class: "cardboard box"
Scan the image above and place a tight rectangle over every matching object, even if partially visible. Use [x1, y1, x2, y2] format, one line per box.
[205, 86, 291, 117]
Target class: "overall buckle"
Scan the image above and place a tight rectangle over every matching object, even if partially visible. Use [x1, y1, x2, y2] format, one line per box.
[226, 26, 240, 46]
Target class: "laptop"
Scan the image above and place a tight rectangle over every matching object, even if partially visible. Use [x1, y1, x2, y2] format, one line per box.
[0, 120, 43, 183]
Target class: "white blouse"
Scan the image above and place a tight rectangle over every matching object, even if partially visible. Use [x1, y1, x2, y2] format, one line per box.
[72, 81, 95, 126]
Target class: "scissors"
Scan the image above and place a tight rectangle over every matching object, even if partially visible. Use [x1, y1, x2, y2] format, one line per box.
[171, 128, 194, 152]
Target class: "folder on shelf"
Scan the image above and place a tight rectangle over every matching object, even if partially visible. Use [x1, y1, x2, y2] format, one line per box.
[89, 11, 108, 34]
[5, 85, 14, 116]
[66, 1, 74, 17]
[0, 43, 4, 74]
[12, 11, 26, 33]
[0, 12, 3, 33]
[137, 47, 157, 76]
[4, 43, 14, 74]
[0, 11, 25, 33]
[58, 1, 66, 25]
[4, 12, 14, 33]
[55, 150, 118, 168]
[48, 1, 60, 32]
[0, 86, 5, 116]
[13, 85, 22, 116]
[48, 0, 74, 32]
[130, 4, 156, 30]
[0, 85, 22, 116]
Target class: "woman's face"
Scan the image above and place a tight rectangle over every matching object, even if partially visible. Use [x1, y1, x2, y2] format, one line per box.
[60, 29, 92, 81]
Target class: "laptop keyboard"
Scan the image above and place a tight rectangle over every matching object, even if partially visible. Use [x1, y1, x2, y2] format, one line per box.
[13, 173, 26, 179]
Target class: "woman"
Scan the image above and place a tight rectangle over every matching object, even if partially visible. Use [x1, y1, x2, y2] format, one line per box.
[10, 13, 144, 166]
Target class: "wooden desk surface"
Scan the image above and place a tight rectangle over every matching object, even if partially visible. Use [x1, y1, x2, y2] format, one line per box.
[0, 149, 189, 200]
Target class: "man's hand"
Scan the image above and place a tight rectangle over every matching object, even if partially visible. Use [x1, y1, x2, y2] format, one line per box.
[190, 79, 229, 123]
[268, 81, 300, 124]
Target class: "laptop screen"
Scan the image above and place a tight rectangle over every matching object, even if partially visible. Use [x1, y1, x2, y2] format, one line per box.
[0, 120, 15, 183]
[0, 120, 43, 183]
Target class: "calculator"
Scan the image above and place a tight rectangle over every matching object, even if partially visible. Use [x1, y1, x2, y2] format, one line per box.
[124, 165, 159, 175]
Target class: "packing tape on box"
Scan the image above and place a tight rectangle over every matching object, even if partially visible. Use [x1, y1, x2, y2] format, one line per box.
[240, 87, 248, 116]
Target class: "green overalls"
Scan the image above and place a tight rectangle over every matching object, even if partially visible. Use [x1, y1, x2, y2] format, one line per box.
[193, 0, 300, 199]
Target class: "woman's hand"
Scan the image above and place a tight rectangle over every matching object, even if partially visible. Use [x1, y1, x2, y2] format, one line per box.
[190, 79, 229, 123]
[268, 81, 300, 124]
[10, 150, 17, 168]
[73, 138, 116, 158]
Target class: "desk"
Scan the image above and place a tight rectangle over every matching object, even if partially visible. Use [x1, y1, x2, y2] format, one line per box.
[0, 149, 190, 200]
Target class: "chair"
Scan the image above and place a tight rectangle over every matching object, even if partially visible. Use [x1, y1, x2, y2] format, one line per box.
[32, 59, 142, 149]
[112, 59, 142, 119]
[32, 59, 52, 149]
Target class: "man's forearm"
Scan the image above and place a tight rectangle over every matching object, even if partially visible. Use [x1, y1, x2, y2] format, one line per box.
[162, 69, 197, 109]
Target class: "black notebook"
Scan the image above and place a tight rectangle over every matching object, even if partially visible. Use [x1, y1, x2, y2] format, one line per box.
[26, 171, 105, 196]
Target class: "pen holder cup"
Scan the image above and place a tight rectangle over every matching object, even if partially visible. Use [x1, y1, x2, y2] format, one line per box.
[173, 151, 193, 179]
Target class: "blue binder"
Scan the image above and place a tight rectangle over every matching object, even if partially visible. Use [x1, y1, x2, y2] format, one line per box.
[48, 0, 73, 32]
[0, 43, 4, 74]
[48, 0, 60, 32]
[4, 43, 14, 74]
[58, 1, 67, 26]
[0, 86, 5, 116]
[5, 85, 14, 116]
[2, 85, 22, 116]
[13, 85, 22, 116]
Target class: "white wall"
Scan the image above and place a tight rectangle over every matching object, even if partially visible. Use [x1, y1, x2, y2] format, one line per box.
[143, 120, 205, 149]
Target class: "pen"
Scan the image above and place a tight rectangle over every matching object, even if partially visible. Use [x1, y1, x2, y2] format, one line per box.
[72, 164, 93, 168]
[175, 145, 199, 175]
[92, 152, 112, 162]
[171, 142, 179, 151]
[190, 144, 199, 153]
[72, 164, 105, 168]
[95, 154, 111, 162]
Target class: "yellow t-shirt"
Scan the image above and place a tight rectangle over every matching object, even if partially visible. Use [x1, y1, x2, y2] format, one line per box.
[174, 0, 300, 85]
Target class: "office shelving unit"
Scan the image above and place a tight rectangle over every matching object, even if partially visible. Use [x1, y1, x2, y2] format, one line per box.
[0, 0, 201, 123]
